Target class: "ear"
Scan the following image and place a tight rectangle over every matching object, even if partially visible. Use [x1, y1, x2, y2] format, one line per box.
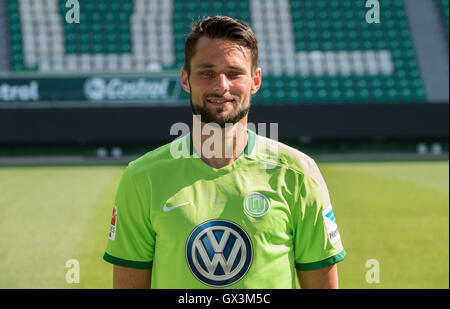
[250, 67, 262, 94]
[181, 67, 191, 94]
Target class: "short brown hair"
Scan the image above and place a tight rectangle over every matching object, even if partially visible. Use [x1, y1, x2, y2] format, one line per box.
[184, 16, 259, 76]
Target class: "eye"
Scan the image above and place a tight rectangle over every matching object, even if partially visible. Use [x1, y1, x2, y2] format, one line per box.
[200, 71, 214, 77]
[228, 71, 241, 77]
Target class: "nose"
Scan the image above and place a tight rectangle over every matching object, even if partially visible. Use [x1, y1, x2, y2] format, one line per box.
[214, 73, 230, 93]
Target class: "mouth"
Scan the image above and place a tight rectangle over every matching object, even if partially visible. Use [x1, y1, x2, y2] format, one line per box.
[206, 97, 236, 105]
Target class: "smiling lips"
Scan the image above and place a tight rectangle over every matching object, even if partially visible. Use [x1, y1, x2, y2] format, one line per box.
[206, 97, 236, 105]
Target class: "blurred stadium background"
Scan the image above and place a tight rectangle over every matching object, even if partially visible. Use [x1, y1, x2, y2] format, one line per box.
[0, 0, 448, 289]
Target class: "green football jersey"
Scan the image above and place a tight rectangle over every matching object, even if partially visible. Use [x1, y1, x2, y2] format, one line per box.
[103, 130, 346, 288]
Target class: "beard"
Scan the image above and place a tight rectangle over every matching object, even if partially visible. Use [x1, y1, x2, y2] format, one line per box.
[187, 78, 251, 127]
[190, 98, 250, 128]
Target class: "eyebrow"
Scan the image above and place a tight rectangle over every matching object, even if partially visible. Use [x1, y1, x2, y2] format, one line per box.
[196, 64, 246, 71]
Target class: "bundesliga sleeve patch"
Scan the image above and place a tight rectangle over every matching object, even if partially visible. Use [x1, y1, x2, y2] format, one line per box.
[109, 205, 117, 240]
[322, 205, 341, 245]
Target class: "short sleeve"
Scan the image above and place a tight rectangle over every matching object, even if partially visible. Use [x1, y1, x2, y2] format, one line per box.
[294, 162, 346, 271]
[103, 165, 155, 269]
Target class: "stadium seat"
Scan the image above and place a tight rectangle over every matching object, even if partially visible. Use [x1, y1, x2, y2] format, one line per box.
[6, 0, 426, 104]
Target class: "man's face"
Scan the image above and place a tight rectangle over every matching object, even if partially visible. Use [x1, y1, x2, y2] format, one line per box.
[181, 37, 261, 127]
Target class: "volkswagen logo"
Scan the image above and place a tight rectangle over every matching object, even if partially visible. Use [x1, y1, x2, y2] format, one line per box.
[186, 220, 253, 287]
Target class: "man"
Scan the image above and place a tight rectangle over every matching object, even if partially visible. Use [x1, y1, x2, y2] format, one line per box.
[103, 16, 346, 289]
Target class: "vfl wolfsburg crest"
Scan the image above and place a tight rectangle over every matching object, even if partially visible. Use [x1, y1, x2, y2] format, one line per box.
[186, 220, 253, 287]
[243, 192, 270, 217]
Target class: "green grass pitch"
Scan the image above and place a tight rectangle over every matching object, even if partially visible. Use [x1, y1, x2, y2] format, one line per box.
[0, 161, 448, 288]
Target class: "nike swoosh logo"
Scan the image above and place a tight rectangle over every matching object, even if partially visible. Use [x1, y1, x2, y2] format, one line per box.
[163, 201, 192, 212]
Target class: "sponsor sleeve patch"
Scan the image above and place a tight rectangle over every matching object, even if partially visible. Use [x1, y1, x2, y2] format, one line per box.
[322, 205, 341, 245]
[108, 205, 117, 240]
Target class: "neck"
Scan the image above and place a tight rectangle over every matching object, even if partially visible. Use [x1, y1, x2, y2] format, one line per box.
[192, 115, 248, 169]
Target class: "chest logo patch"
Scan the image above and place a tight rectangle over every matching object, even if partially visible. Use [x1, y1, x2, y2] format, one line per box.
[243, 192, 270, 217]
[186, 220, 253, 287]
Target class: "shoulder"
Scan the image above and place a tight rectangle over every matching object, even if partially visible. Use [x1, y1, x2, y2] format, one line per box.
[253, 134, 330, 200]
[124, 136, 185, 179]
[254, 134, 321, 178]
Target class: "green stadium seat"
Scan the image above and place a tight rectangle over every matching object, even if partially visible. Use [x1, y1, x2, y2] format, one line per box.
[4, 0, 427, 104]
